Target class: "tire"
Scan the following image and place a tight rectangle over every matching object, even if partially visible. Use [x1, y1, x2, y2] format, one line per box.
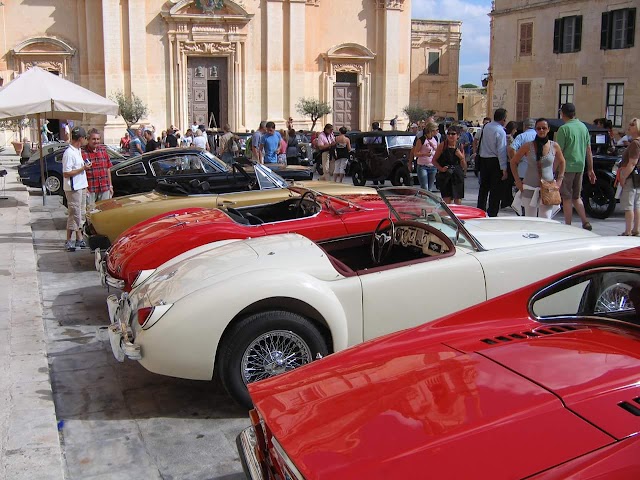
[391, 166, 411, 186]
[218, 310, 329, 408]
[44, 173, 63, 195]
[582, 178, 616, 219]
[352, 163, 366, 186]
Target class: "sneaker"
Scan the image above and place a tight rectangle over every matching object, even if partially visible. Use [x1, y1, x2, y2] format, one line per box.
[65, 240, 77, 252]
[75, 240, 87, 249]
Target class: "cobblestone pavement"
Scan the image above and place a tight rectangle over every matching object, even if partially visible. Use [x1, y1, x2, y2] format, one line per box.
[20, 164, 628, 479]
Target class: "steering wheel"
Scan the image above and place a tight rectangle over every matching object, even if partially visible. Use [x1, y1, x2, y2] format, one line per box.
[296, 191, 317, 218]
[371, 217, 395, 265]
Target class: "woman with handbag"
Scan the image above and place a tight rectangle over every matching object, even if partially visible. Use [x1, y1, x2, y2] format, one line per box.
[433, 127, 466, 204]
[617, 117, 640, 236]
[510, 118, 566, 218]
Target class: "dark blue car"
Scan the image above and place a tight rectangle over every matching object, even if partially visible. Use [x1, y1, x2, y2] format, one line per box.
[18, 144, 125, 196]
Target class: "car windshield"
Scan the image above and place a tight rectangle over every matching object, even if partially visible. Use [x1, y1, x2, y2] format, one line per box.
[255, 163, 288, 189]
[202, 151, 232, 172]
[387, 135, 416, 148]
[377, 187, 476, 250]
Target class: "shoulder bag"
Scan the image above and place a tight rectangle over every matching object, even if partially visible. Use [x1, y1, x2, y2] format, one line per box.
[535, 143, 561, 206]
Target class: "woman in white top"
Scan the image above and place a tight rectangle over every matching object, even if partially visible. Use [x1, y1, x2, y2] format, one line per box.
[409, 121, 439, 192]
[192, 129, 209, 150]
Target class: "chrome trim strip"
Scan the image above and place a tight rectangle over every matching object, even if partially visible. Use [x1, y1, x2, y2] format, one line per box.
[272, 437, 305, 480]
[237, 427, 266, 480]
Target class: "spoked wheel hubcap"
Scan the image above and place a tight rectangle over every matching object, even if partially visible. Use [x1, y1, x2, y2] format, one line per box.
[45, 176, 60, 193]
[595, 283, 632, 313]
[241, 330, 312, 385]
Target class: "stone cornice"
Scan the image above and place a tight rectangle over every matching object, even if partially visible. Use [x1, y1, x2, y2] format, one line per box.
[180, 41, 237, 54]
[491, 0, 586, 17]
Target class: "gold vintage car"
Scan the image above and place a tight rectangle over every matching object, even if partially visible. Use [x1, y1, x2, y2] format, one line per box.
[85, 163, 374, 249]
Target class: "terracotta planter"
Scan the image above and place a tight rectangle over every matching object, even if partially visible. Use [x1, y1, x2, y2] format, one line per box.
[11, 141, 23, 156]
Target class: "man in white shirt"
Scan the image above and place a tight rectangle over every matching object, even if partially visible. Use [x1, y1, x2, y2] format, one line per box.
[62, 127, 89, 251]
[477, 109, 508, 217]
[508, 117, 536, 180]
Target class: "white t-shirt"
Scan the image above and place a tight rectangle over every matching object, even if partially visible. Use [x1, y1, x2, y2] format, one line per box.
[182, 136, 193, 147]
[193, 136, 207, 149]
[62, 144, 88, 192]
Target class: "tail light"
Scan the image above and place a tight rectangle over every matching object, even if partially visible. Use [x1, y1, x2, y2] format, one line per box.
[130, 269, 155, 289]
[136, 304, 173, 329]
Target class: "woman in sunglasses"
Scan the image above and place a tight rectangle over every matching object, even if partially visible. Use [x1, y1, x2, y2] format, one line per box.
[433, 128, 466, 204]
[509, 118, 566, 218]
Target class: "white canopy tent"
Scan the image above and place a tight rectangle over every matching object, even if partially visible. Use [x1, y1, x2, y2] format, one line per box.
[0, 67, 119, 203]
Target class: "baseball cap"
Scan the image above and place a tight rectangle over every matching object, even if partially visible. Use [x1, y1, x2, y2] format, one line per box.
[71, 126, 87, 140]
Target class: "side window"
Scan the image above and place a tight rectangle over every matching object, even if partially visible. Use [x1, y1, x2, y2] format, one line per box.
[151, 157, 183, 176]
[553, 15, 582, 54]
[115, 162, 146, 176]
[531, 269, 639, 320]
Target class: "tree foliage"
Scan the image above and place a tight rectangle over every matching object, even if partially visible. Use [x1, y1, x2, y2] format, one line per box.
[111, 90, 149, 127]
[296, 98, 331, 131]
[460, 83, 479, 89]
[402, 105, 435, 124]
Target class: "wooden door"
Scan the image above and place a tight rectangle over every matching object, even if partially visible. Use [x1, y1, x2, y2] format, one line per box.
[333, 84, 359, 130]
[187, 57, 228, 128]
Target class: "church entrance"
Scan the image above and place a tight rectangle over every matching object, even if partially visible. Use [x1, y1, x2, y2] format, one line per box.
[187, 57, 228, 129]
[333, 72, 359, 131]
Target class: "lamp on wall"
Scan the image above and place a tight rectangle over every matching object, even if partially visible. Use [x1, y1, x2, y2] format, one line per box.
[481, 73, 491, 88]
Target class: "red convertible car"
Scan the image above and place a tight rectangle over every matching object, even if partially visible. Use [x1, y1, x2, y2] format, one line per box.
[238, 248, 640, 480]
[96, 187, 485, 291]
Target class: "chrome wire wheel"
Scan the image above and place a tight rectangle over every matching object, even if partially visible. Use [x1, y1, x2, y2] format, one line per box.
[44, 175, 61, 194]
[595, 283, 633, 313]
[241, 330, 313, 385]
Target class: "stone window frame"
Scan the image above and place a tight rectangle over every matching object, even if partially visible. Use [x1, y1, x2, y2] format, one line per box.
[11, 36, 76, 80]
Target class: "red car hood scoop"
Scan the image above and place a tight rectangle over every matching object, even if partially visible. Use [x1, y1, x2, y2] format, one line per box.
[475, 326, 640, 440]
[251, 342, 613, 480]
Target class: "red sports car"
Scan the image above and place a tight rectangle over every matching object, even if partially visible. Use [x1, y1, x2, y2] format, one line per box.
[238, 247, 640, 480]
[96, 187, 485, 291]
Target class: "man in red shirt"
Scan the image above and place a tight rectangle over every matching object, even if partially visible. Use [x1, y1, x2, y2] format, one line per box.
[82, 128, 113, 213]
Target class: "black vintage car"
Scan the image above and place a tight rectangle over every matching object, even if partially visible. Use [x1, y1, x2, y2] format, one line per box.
[546, 119, 621, 219]
[111, 148, 312, 196]
[349, 131, 416, 186]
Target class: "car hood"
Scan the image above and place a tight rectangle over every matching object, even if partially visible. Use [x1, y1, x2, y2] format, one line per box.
[249, 324, 626, 480]
[464, 217, 597, 249]
[136, 234, 339, 305]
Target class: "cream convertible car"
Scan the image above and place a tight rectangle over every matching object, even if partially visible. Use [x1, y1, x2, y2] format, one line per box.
[106, 187, 640, 407]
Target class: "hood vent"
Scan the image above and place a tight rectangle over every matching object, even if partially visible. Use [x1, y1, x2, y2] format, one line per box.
[480, 325, 581, 346]
[618, 397, 640, 416]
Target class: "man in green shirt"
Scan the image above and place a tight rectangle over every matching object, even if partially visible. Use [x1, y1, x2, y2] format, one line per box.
[556, 103, 596, 229]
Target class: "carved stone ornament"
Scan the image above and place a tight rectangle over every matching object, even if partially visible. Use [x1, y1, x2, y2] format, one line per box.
[334, 63, 363, 74]
[182, 42, 236, 54]
[306, 0, 320, 5]
[195, 0, 224, 13]
[25, 60, 64, 72]
[376, 0, 405, 10]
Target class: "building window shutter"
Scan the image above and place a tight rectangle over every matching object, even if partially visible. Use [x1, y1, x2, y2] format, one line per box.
[626, 8, 636, 48]
[553, 18, 562, 53]
[574, 15, 582, 51]
[601, 12, 611, 49]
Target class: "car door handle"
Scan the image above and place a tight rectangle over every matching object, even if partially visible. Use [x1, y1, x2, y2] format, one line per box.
[220, 199, 236, 206]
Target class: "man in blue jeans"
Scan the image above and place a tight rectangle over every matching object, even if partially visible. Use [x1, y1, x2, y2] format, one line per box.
[260, 121, 282, 164]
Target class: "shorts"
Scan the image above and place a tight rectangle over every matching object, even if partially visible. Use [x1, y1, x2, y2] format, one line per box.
[65, 188, 86, 231]
[333, 158, 348, 175]
[560, 172, 583, 200]
[620, 177, 640, 211]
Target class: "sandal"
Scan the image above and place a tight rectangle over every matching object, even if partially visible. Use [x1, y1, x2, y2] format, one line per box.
[619, 232, 631, 236]
[582, 222, 593, 231]
[633, 231, 640, 236]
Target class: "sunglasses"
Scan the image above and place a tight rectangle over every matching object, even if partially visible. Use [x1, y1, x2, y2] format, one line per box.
[536, 126, 549, 131]
[447, 132, 457, 136]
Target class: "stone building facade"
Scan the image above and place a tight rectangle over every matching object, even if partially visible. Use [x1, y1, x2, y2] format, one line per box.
[410, 20, 462, 120]
[457, 87, 488, 124]
[0, 0, 416, 144]
[489, 0, 638, 129]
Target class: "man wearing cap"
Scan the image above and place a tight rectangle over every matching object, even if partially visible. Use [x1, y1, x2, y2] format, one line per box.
[557, 103, 596, 229]
[509, 117, 537, 180]
[62, 127, 89, 251]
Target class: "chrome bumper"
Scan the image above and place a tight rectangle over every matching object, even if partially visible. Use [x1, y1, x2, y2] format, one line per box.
[236, 427, 266, 480]
[106, 293, 141, 362]
[96, 250, 125, 289]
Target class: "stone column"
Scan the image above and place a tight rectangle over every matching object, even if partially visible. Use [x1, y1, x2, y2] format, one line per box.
[265, 0, 284, 123]
[382, 5, 401, 128]
[127, 0, 149, 110]
[101, 0, 127, 143]
[288, 0, 306, 125]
